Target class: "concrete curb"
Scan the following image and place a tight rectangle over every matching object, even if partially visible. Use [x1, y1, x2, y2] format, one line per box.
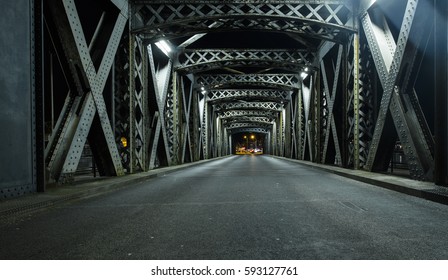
[272, 156, 448, 205]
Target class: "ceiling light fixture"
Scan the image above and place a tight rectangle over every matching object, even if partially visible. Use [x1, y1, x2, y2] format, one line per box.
[155, 40, 172, 56]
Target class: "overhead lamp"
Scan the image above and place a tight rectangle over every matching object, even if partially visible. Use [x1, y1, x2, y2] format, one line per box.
[301, 72, 308, 79]
[155, 40, 172, 56]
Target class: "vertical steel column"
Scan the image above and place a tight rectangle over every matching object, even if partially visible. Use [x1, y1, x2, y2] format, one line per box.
[272, 122, 277, 155]
[130, 34, 150, 172]
[297, 85, 304, 160]
[171, 71, 180, 165]
[216, 116, 221, 157]
[279, 110, 284, 157]
[285, 102, 292, 158]
[313, 72, 321, 163]
[341, 37, 349, 167]
[435, 0, 448, 185]
[201, 94, 209, 159]
[353, 32, 361, 170]
[192, 88, 200, 161]
[128, 35, 136, 173]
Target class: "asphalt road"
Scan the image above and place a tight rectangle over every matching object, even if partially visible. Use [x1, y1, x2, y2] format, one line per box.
[1, 155, 448, 259]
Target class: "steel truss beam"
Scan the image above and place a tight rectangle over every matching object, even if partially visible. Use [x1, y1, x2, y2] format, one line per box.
[196, 74, 300, 90]
[214, 101, 283, 112]
[229, 127, 269, 134]
[46, 0, 127, 182]
[220, 110, 278, 119]
[176, 49, 316, 74]
[131, 1, 354, 43]
[227, 123, 272, 129]
[223, 116, 273, 125]
[362, 0, 434, 180]
[209, 89, 291, 103]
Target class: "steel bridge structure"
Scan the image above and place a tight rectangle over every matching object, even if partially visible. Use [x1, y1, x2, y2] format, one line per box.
[1, 0, 447, 199]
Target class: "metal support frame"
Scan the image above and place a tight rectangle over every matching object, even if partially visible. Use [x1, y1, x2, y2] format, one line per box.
[129, 35, 149, 172]
[209, 89, 291, 103]
[176, 49, 316, 74]
[46, 0, 127, 182]
[148, 44, 173, 168]
[180, 76, 194, 163]
[362, 0, 434, 180]
[131, 1, 354, 44]
[215, 101, 283, 112]
[197, 74, 300, 90]
[321, 44, 343, 165]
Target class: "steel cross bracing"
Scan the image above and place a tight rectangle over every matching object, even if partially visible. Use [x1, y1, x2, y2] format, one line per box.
[45, 0, 128, 182]
[229, 127, 269, 134]
[176, 49, 316, 74]
[148, 45, 174, 168]
[131, 1, 355, 44]
[361, 0, 434, 180]
[130, 36, 149, 172]
[223, 117, 274, 125]
[196, 74, 300, 90]
[320, 44, 343, 165]
[209, 89, 291, 103]
[227, 123, 272, 130]
[214, 101, 283, 112]
[220, 110, 278, 119]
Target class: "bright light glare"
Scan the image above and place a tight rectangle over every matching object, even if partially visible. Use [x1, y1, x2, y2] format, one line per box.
[155, 40, 172, 55]
[301, 72, 308, 79]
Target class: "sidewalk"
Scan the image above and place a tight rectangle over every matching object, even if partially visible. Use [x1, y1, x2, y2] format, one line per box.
[1, 156, 447, 220]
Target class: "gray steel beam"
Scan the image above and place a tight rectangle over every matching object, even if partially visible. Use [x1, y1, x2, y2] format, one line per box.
[148, 45, 173, 168]
[209, 89, 291, 103]
[131, 1, 355, 43]
[129, 35, 149, 172]
[48, 0, 127, 182]
[176, 49, 315, 74]
[215, 101, 283, 112]
[196, 74, 300, 90]
[321, 45, 343, 165]
[229, 127, 269, 134]
[220, 110, 278, 119]
[362, 1, 434, 180]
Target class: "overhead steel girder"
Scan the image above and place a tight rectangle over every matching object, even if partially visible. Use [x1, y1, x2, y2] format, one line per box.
[209, 89, 291, 103]
[362, 0, 434, 180]
[214, 101, 283, 112]
[176, 49, 316, 74]
[223, 116, 274, 125]
[131, 1, 355, 43]
[196, 74, 300, 90]
[227, 122, 272, 130]
[220, 110, 278, 119]
[229, 127, 269, 134]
